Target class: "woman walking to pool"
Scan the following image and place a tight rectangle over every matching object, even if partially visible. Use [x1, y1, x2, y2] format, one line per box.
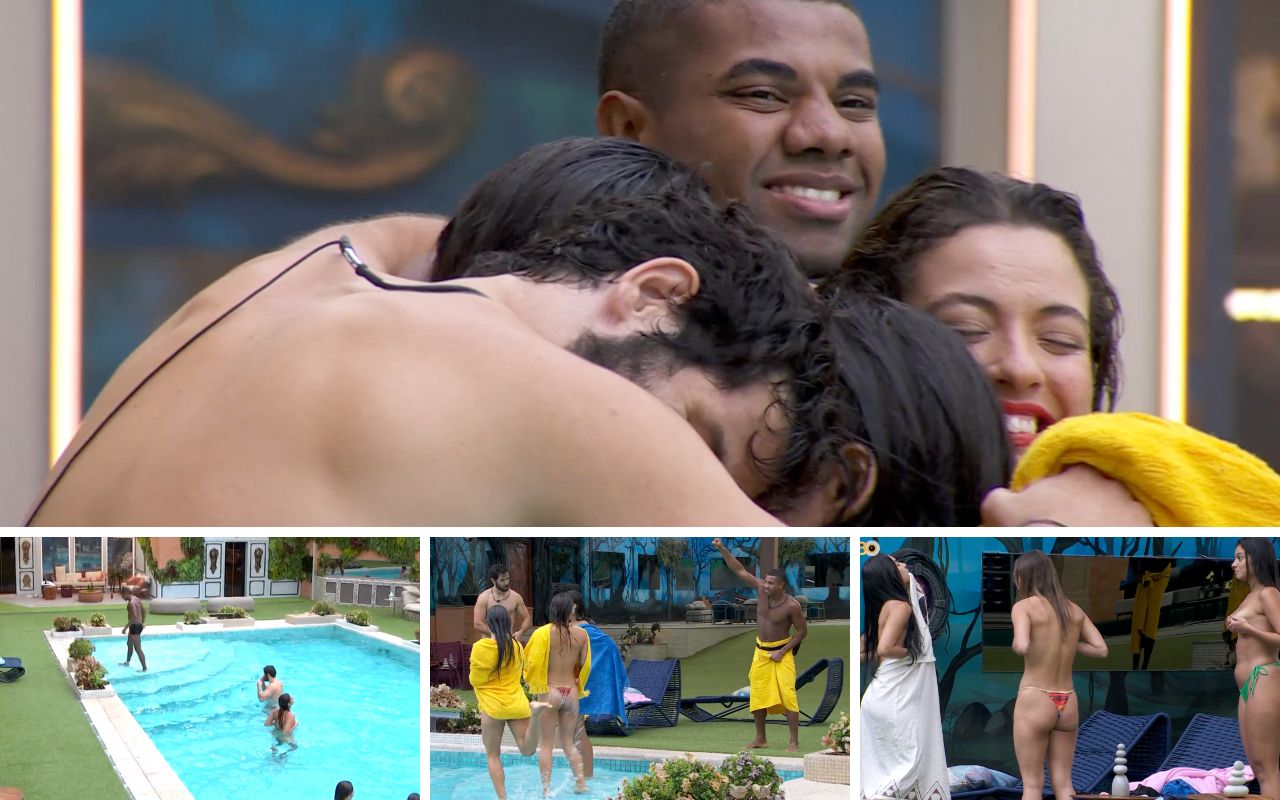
[1011, 550, 1108, 800]
[470, 604, 550, 800]
[265, 692, 298, 753]
[1227, 538, 1280, 800]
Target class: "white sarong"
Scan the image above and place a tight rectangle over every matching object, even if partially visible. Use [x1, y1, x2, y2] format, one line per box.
[861, 577, 950, 800]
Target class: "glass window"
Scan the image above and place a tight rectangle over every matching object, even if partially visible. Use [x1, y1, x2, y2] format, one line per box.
[711, 557, 757, 590]
[637, 555, 661, 590]
[41, 537, 69, 581]
[807, 552, 851, 589]
[75, 537, 103, 572]
[108, 537, 133, 575]
[675, 557, 695, 591]
[590, 551, 624, 590]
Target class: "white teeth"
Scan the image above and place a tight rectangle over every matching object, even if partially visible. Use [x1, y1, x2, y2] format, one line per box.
[777, 185, 842, 202]
[1005, 414, 1037, 435]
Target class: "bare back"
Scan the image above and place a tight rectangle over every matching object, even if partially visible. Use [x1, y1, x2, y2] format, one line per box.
[28, 236, 779, 526]
[1015, 596, 1085, 689]
[546, 625, 588, 688]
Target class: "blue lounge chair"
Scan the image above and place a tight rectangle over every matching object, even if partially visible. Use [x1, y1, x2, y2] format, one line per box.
[584, 658, 681, 736]
[678, 657, 844, 726]
[0, 657, 24, 683]
[1157, 713, 1246, 772]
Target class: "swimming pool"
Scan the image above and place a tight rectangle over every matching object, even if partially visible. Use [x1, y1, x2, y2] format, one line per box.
[107, 625, 419, 800]
[429, 750, 802, 800]
[341, 566, 408, 580]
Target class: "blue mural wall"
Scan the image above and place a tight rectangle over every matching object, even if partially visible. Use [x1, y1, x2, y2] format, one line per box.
[81, 0, 940, 411]
[431, 536, 850, 623]
[860, 536, 1276, 775]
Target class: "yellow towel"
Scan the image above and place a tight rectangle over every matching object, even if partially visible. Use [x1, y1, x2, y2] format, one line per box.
[468, 638, 530, 719]
[1130, 563, 1171, 654]
[522, 623, 591, 698]
[748, 637, 798, 715]
[1013, 412, 1280, 526]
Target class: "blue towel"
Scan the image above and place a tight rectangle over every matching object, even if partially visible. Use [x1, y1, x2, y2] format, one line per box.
[578, 624, 627, 718]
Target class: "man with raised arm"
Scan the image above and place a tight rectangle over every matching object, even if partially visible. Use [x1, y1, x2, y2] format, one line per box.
[711, 537, 807, 751]
[473, 564, 532, 642]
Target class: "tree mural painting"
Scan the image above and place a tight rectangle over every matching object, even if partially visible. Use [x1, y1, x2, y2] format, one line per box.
[864, 535, 1276, 774]
[688, 538, 717, 598]
[656, 538, 689, 621]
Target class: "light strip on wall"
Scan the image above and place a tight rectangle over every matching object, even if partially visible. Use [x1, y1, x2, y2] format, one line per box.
[1007, 0, 1038, 180]
[1225, 289, 1280, 322]
[50, 0, 83, 464]
[1160, 0, 1191, 423]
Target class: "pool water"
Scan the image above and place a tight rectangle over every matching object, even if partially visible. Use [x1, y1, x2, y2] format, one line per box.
[341, 566, 408, 580]
[429, 750, 802, 800]
[107, 625, 419, 800]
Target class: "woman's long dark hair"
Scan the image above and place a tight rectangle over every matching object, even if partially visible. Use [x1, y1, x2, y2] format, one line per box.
[564, 588, 593, 624]
[1013, 550, 1070, 633]
[275, 693, 293, 730]
[861, 554, 921, 675]
[334, 781, 354, 800]
[550, 592, 575, 652]
[487, 604, 516, 678]
[1238, 538, 1280, 590]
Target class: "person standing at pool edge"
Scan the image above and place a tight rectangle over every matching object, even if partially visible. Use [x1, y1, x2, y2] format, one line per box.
[474, 564, 532, 643]
[257, 665, 283, 709]
[711, 538, 806, 751]
[120, 586, 147, 671]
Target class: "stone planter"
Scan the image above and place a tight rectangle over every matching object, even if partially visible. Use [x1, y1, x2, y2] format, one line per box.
[78, 590, 104, 603]
[82, 625, 114, 637]
[336, 620, 379, 633]
[211, 616, 255, 628]
[285, 613, 343, 625]
[74, 683, 116, 700]
[802, 750, 849, 785]
[176, 621, 224, 631]
[50, 629, 84, 639]
[626, 643, 668, 662]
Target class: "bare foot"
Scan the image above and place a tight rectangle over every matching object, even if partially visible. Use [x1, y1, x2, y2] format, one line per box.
[575, 776, 589, 793]
[746, 739, 768, 749]
[786, 743, 799, 752]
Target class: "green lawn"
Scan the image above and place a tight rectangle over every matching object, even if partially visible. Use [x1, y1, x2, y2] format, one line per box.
[440, 622, 850, 758]
[0, 597, 417, 800]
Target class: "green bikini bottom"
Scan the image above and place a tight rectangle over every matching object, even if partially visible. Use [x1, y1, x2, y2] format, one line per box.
[1240, 661, 1280, 702]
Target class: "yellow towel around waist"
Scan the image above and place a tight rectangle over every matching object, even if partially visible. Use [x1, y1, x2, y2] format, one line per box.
[468, 638, 530, 719]
[1013, 412, 1280, 526]
[522, 623, 591, 698]
[748, 636, 798, 715]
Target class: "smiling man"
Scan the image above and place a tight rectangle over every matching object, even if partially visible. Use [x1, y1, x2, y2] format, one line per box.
[597, 0, 886, 278]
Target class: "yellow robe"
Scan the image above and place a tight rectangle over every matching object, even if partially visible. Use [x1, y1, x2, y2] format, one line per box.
[523, 623, 591, 698]
[469, 638, 529, 719]
[749, 637, 799, 715]
[1014, 412, 1280, 526]
[1130, 563, 1172, 654]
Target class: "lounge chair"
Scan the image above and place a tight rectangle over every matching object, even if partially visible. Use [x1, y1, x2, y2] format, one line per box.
[1157, 713, 1246, 772]
[678, 657, 844, 726]
[584, 658, 681, 736]
[0, 658, 24, 684]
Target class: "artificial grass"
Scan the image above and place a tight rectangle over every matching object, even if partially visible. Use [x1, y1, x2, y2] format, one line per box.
[440, 622, 851, 758]
[0, 596, 418, 799]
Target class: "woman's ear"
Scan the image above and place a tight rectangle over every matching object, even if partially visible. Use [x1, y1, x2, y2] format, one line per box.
[834, 442, 878, 519]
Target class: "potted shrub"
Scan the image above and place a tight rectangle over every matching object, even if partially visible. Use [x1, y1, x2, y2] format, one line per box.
[209, 605, 255, 628]
[610, 753, 728, 800]
[458, 570, 483, 607]
[83, 613, 112, 637]
[51, 616, 83, 639]
[67, 636, 95, 671]
[620, 620, 667, 662]
[78, 583, 104, 603]
[339, 609, 378, 632]
[71, 655, 113, 699]
[803, 711, 850, 785]
[285, 599, 343, 626]
[720, 750, 785, 799]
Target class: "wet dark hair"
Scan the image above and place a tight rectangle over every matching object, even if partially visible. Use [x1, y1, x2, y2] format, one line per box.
[550, 592, 576, 652]
[1237, 538, 1280, 590]
[487, 563, 509, 585]
[463, 191, 829, 498]
[487, 604, 517, 678]
[433, 137, 714, 280]
[562, 588, 592, 624]
[598, 0, 857, 103]
[861, 554, 920, 675]
[335, 781, 354, 800]
[825, 166, 1123, 412]
[275, 693, 293, 729]
[1013, 550, 1070, 633]
[262, 665, 276, 679]
[804, 295, 1011, 525]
